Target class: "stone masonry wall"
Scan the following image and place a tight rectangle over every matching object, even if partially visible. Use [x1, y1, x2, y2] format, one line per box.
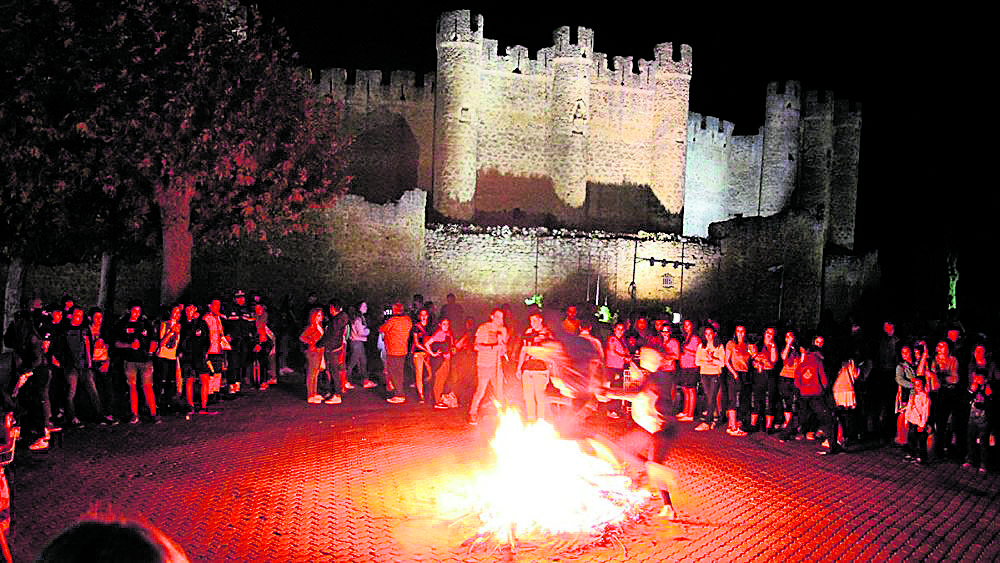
[423, 224, 720, 317]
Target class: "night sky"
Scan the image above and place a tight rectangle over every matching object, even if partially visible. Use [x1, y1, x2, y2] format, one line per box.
[247, 3, 993, 328]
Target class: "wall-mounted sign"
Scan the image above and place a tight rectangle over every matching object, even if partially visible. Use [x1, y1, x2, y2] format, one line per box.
[662, 274, 674, 288]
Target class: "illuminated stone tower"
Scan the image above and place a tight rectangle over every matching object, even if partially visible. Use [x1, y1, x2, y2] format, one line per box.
[759, 80, 801, 216]
[547, 26, 593, 211]
[433, 10, 483, 220]
[796, 90, 835, 237]
[830, 99, 862, 249]
[651, 42, 693, 216]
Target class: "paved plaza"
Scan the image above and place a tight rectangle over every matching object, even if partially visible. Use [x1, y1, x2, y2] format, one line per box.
[7, 375, 1000, 562]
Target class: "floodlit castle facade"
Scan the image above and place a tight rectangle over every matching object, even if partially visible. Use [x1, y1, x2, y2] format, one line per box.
[311, 9, 873, 325]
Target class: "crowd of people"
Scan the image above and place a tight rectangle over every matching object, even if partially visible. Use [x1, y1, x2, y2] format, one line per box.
[1, 286, 997, 546]
[1, 287, 996, 476]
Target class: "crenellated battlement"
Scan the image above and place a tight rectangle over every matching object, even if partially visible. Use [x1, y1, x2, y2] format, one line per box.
[654, 42, 692, 76]
[687, 113, 735, 146]
[436, 10, 483, 45]
[471, 19, 681, 92]
[317, 68, 434, 105]
[767, 80, 800, 98]
[551, 26, 594, 59]
[803, 90, 835, 118]
[834, 99, 862, 123]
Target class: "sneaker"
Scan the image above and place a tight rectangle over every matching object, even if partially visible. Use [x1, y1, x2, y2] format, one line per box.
[727, 428, 748, 437]
[694, 422, 710, 432]
[198, 409, 219, 416]
[386, 396, 405, 404]
[433, 402, 448, 410]
[150, 415, 162, 424]
[676, 414, 694, 422]
[259, 383, 269, 391]
[324, 395, 342, 405]
[100, 415, 118, 427]
[28, 436, 49, 450]
[979, 466, 988, 474]
[343, 382, 356, 390]
[607, 411, 621, 419]
[279, 367, 294, 375]
[363, 380, 378, 389]
[443, 393, 459, 408]
[128, 415, 140, 425]
[307, 395, 323, 404]
[805, 432, 815, 441]
[963, 462, 973, 469]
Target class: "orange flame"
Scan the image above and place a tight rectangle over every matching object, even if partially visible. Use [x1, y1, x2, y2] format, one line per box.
[467, 408, 647, 540]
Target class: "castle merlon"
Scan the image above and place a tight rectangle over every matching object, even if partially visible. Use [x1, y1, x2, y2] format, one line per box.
[654, 42, 692, 75]
[436, 10, 483, 44]
[551, 26, 594, 58]
[766, 80, 800, 97]
[803, 90, 835, 117]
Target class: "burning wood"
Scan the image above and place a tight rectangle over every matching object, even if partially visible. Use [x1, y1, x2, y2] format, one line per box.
[450, 408, 652, 557]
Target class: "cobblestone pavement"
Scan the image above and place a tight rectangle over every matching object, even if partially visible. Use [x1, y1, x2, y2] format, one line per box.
[8, 376, 1000, 562]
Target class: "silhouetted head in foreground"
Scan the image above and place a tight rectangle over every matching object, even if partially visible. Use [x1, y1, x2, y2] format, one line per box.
[38, 514, 189, 563]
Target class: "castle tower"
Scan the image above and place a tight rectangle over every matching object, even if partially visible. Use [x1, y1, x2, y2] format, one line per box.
[547, 26, 593, 212]
[796, 90, 835, 237]
[433, 10, 483, 220]
[830, 99, 862, 249]
[651, 43, 693, 221]
[759, 80, 801, 216]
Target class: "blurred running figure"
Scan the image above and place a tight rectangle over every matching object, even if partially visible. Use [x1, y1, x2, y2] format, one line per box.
[596, 345, 679, 520]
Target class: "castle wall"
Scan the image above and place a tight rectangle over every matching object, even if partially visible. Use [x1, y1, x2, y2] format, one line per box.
[318, 69, 435, 203]
[429, 10, 692, 227]
[830, 100, 862, 249]
[796, 90, 835, 237]
[760, 80, 801, 217]
[824, 250, 879, 322]
[423, 224, 720, 315]
[683, 113, 732, 236]
[725, 130, 764, 219]
[710, 210, 826, 327]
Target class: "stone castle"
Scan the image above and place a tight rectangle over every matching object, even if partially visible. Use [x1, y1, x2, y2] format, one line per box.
[317, 10, 861, 246]
[9, 9, 873, 327]
[305, 9, 874, 326]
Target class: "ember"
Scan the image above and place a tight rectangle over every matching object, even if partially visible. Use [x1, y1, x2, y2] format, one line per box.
[452, 408, 650, 555]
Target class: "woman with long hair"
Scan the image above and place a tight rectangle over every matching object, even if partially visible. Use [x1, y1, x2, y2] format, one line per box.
[695, 324, 725, 431]
[724, 323, 751, 436]
[777, 328, 801, 438]
[411, 308, 433, 403]
[676, 319, 701, 422]
[752, 326, 779, 433]
[299, 308, 325, 404]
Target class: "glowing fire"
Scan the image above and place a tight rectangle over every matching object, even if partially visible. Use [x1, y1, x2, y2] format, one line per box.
[467, 408, 648, 543]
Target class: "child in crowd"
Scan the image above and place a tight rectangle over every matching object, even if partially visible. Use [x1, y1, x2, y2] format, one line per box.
[904, 376, 931, 464]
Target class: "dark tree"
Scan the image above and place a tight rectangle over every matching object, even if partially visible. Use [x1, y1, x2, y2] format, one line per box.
[2, 0, 351, 304]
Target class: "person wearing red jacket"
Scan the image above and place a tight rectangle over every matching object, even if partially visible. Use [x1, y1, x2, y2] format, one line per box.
[794, 335, 841, 455]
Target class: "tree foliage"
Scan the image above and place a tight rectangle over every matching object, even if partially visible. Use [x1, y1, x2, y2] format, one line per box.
[2, 0, 351, 299]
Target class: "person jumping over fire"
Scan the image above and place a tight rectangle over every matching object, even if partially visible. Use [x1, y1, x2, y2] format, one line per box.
[594, 345, 680, 520]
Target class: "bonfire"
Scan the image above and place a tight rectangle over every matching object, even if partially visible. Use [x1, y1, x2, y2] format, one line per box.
[454, 408, 651, 557]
